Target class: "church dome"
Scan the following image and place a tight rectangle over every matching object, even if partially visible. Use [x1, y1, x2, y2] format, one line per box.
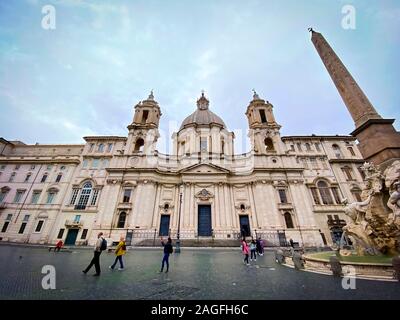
[179, 93, 226, 130]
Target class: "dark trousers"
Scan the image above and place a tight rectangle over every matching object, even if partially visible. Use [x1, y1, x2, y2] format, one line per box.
[84, 251, 101, 274]
[111, 255, 124, 269]
[55, 247, 61, 252]
[251, 249, 257, 260]
[161, 253, 170, 271]
[244, 254, 249, 264]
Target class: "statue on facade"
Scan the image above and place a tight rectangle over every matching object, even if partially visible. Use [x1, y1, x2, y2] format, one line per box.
[342, 161, 400, 255]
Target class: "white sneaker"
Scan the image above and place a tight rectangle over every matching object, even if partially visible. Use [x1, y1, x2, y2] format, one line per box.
[118, 267, 124, 271]
[246, 263, 250, 266]
[250, 259, 253, 261]
[109, 266, 113, 270]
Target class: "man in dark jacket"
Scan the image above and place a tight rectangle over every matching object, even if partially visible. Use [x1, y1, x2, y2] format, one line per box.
[160, 237, 173, 273]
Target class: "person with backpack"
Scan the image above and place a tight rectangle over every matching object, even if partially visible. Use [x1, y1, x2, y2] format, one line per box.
[83, 232, 106, 276]
[159, 237, 173, 273]
[109, 236, 126, 271]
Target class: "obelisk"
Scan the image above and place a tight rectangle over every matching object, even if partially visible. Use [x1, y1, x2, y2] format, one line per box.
[310, 29, 400, 165]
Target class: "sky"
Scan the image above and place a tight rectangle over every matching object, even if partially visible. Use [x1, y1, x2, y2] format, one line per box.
[0, 0, 399, 154]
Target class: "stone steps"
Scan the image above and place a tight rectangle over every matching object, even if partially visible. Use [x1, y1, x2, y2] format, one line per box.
[135, 239, 242, 247]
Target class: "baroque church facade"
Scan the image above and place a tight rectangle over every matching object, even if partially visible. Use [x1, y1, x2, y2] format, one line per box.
[0, 90, 366, 247]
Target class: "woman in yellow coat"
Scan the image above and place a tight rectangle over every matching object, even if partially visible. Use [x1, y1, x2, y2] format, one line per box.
[109, 237, 126, 270]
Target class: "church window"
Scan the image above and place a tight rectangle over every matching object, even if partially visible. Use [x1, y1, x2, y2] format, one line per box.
[24, 173, 32, 182]
[92, 159, 99, 168]
[46, 190, 57, 204]
[89, 143, 94, 152]
[259, 109, 267, 123]
[284, 212, 294, 229]
[75, 182, 92, 210]
[107, 143, 113, 152]
[55, 173, 62, 183]
[90, 189, 99, 205]
[134, 138, 145, 152]
[221, 140, 225, 154]
[142, 110, 149, 124]
[41, 173, 48, 183]
[123, 189, 132, 203]
[310, 187, 321, 205]
[70, 188, 79, 205]
[358, 166, 365, 180]
[98, 144, 104, 152]
[331, 187, 341, 204]
[332, 144, 342, 159]
[290, 145, 295, 151]
[117, 212, 127, 228]
[278, 189, 288, 204]
[297, 143, 302, 151]
[200, 138, 207, 152]
[9, 172, 16, 182]
[305, 143, 311, 151]
[82, 159, 89, 168]
[315, 143, 321, 151]
[264, 138, 274, 151]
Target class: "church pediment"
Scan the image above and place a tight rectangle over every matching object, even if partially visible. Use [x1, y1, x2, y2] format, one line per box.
[179, 163, 230, 175]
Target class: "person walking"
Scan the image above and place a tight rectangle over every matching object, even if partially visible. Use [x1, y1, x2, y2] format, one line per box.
[250, 238, 257, 261]
[256, 237, 261, 256]
[289, 238, 294, 248]
[160, 237, 173, 273]
[109, 236, 126, 271]
[241, 238, 250, 266]
[83, 232, 106, 276]
[55, 240, 63, 252]
[259, 237, 264, 256]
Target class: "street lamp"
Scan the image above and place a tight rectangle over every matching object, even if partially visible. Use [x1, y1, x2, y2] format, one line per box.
[175, 185, 183, 253]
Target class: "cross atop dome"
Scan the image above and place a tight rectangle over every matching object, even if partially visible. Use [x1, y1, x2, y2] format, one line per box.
[197, 90, 209, 110]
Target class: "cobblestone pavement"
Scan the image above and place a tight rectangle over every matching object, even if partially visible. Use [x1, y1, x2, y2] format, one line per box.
[0, 244, 399, 300]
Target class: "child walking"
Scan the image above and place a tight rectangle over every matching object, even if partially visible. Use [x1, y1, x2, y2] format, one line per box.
[109, 236, 126, 270]
[241, 238, 250, 266]
[250, 238, 257, 261]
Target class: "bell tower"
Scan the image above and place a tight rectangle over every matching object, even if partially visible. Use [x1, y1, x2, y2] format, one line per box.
[245, 91, 283, 155]
[125, 91, 161, 155]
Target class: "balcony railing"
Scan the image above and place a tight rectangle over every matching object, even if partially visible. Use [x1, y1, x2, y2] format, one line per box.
[65, 220, 83, 228]
[74, 204, 86, 210]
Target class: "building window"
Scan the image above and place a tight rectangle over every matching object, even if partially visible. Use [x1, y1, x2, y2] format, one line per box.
[35, 220, 44, 233]
[200, 138, 207, 152]
[98, 144, 104, 152]
[55, 173, 62, 183]
[317, 181, 334, 205]
[358, 166, 365, 180]
[107, 143, 113, 152]
[221, 140, 225, 154]
[81, 229, 88, 239]
[9, 172, 16, 182]
[264, 138, 274, 151]
[320, 158, 328, 169]
[41, 173, 48, 183]
[134, 138, 145, 152]
[297, 143, 302, 151]
[101, 159, 109, 168]
[342, 166, 354, 181]
[331, 187, 342, 204]
[13, 190, 26, 203]
[259, 109, 267, 123]
[0, 188, 9, 203]
[332, 144, 343, 159]
[305, 143, 311, 151]
[315, 143, 321, 151]
[18, 222, 27, 234]
[31, 190, 42, 204]
[89, 143, 95, 152]
[82, 159, 89, 168]
[47, 165, 52, 171]
[46, 191, 57, 204]
[348, 147, 355, 156]
[284, 212, 294, 229]
[117, 212, 127, 228]
[352, 188, 362, 202]
[23, 215, 30, 222]
[310, 187, 321, 205]
[1, 221, 9, 233]
[290, 145, 295, 151]
[76, 182, 92, 210]
[6, 214, 12, 221]
[123, 189, 132, 203]
[92, 159, 99, 168]
[74, 215, 81, 223]
[310, 157, 318, 169]
[60, 166, 66, 170]
[69, 188, 79, 205]
[278, 189, 288, 204]
[90, 189, 99, 206]
[24, 173, 32, 182]
[57, 228, 65, 239]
